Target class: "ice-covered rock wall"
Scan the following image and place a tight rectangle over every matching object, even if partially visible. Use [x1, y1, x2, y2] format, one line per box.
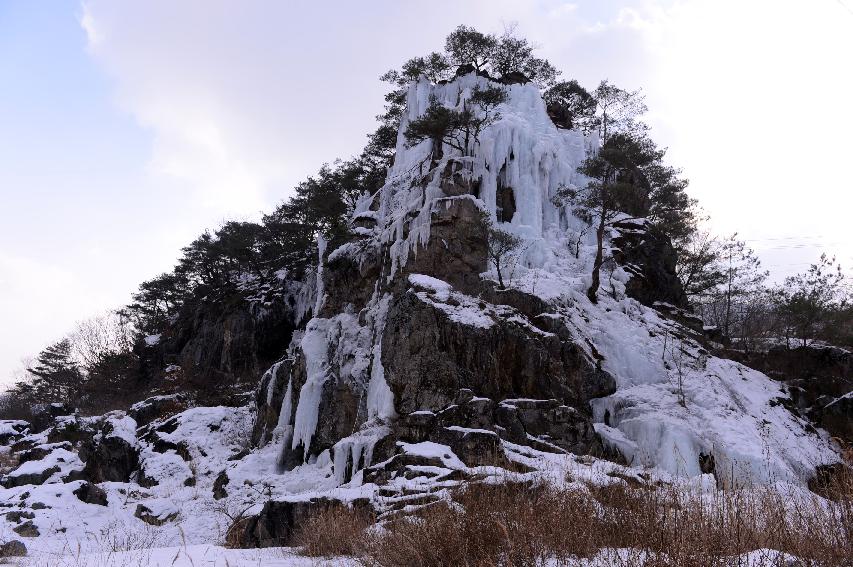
[365, 73, 598, 278]
[255, 72, 840, 489]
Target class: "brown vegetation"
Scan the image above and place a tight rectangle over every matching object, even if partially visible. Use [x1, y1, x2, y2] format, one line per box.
[290, 476, 851, 566]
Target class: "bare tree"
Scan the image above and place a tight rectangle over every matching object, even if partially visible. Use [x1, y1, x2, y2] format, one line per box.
[69, 311, 136, 369]
[485, 222, 524, 290]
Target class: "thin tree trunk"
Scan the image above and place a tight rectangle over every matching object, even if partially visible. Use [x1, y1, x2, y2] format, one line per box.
[587, 213, 606, 303]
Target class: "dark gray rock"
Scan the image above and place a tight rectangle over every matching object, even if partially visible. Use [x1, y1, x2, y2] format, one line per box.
[735, 345, 851, 443]
[611, 220, 688, 310]
[403, 196, 488, 295]
[135, 504, 178, 526]
[18, 442, 71, 464]
[12, 521, 39, 538]
[46, 417, 95, 446]
[73, 482, 108, 506]
[213, 470, 229, 500]
[251, 359, 293, 447]
[0, 539, 26, 557]
[319, 241, 383, 318]
[2, 466, 60, 488]
[129, 394, 189, 428]
[226, 498, 371, 548]
[0, 422, 29, 446]
[382, 291, 615, 421]
[433, 426, 507, 467]
[80, 435, 139, 484]
[5, 510, 34, 523]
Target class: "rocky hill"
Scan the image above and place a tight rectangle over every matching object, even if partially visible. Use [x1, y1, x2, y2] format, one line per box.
[0, 71, 845, 561]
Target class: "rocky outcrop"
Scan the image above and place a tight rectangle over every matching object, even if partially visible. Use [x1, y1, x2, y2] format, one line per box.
[227, 498, 371, 548]
[382, 290, 615, 417]
[72, 481, 108, 506]
[736, 345, 852, 442]
[80, 436, 139, 484]
[147, 295, 298, 403]
[611, 220, 688, 310]
[404, 195, 488, 295]
[0, 422, 29, 446]
[129, 394, 189, 428]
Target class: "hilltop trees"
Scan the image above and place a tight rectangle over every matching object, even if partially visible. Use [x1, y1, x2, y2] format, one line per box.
[774, 255, 849, 347]
[380, 24, 561, 155]
[543, 80, 597, 132]
[404, 85, 507, 161]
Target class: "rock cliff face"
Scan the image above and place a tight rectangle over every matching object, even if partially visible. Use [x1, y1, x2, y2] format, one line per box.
[140, 295, 299, 403]
[248, 73, 839, 492]
[735, 345, 852, 443]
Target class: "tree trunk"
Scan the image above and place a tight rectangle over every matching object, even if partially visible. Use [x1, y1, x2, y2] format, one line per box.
[587, 214, 606, 303]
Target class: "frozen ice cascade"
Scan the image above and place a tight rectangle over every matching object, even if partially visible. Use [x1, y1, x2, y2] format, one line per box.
[286, 72, 837, 486]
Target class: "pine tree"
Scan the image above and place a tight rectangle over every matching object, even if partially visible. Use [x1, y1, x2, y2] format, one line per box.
[27, 338, 82, 405]
[774, 254, 848, 347]
[573, 133, 659, 302]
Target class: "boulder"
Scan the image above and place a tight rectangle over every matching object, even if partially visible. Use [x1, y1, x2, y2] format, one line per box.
[134, 503, 178, 526]
[2, 465, 60, 489]
[12, 521, 38, 538]
[129, 394, 189, 428]
[73, 482, 108, 506]
[0, 540, 26, 557]
[433, 426, 507, 468]
[80, 436, 139, 484]
[213, 470, 229, 500]
[5, 511, 34, 523]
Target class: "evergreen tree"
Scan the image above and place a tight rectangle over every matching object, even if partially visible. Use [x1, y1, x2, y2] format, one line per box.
[404, 85, 507, 161]
[444, 25, 497, 72]
[27, 339, 82, 405]
[572, 133, 659, 302]
[774, 254, 848, 347]
[544, 80, 597, 132]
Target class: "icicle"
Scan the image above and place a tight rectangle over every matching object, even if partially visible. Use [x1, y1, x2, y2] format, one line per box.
[314, 235, 327, 316]
[290, 319, 331, 456]
[366, 342, 395, 421]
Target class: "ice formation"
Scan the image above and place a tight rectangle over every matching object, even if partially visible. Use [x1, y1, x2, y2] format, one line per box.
[346, 72, 836, 485]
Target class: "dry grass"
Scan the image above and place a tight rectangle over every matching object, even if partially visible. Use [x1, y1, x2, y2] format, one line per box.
[290, 503, 375, 557]
[293, 475, 852, 566]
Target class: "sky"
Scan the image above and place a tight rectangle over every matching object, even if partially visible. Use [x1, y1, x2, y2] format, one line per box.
[1, 0, 852, 384]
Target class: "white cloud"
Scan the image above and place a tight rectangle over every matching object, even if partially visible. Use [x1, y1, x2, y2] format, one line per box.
[6, 0, 850, 383]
